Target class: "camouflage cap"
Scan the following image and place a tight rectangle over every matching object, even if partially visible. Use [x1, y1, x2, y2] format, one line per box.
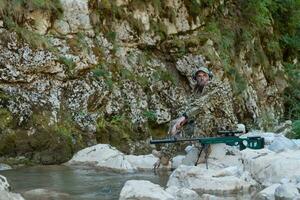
[194, 66, 210, 76]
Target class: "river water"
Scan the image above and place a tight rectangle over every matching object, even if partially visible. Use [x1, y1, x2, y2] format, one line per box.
[1, 165, 170, 200]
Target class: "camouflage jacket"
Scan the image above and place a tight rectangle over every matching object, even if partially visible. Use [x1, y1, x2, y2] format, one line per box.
[178, 79, 238, 137]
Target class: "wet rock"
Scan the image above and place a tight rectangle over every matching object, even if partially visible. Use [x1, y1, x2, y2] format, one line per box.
[0, 175, 25, 200]
[240, 149, 300, 186]
[255, 184, 280, 200]
[171, 155, 185, 169]
[0, 163, 12, 171]
[182, 146, 200, 166]
[23, 188, 71, 200]
[0, 191, 25, 200]
[66, 144, 136, 172]
[165, 186, 199, 200]
[0, 175, 10, 191]
[66, 144, 159, 172]
[167, 165, 256, 195]
[125, 154, 158, 170]
[119, 180, 174, 200]
[274, 183, 300, 200]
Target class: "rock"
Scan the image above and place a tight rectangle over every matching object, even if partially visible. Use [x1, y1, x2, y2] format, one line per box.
[274, 183, 300, 200]
[207, 144, 240, 168]
[182, 146, 199, 166]
[292, 139, 300, 148]
[201, 194, 235, 200]
[255, 184, 280, 200]
[171, 155, 185, 169]
[67, 144, 160, 172]
[119, 180, 174, 200]
[274, 120, 292, 135]
[25, 11, 51, 35]
[0, 20, 3, 27]
[125, 154, 158, 170]
[0, 175, 10, 191]
[0, 191, 25, 200]
[165, 186, 199, 200]
[0, 163, 12, 171]
[268, 135, 298, 152]
[66, 144, 136, 172]
[0, 175, 25, 200]
[53, 0, 93, 34]
[23, 188, 71, 200]
[240, 149, 300, 186]
[167, 165, 256, 195]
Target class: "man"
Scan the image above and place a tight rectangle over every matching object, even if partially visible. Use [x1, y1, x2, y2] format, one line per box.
[153, 66, 238, 169]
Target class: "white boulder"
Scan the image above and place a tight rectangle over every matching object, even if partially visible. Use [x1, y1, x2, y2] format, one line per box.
[66, 144, 136, 172]
[240, 149, 300, 186]
[0, 175, 10, 191]
[67, 144, 159, 172]
[171, 155, 185, 169]
[268, 135, 298, 152]
[0, 175, 25, 200]
[255, 184, 280, 200]
[165, 186, 199, 200]
[167, 165, 256, 195]
[119, 180, 174, 200]
[125, 154, 158, 170]
[0, 164, 12, 171]
[182, 146, 200, 166]
[274, 183, 300, 200]
[0, 191, 25, 200]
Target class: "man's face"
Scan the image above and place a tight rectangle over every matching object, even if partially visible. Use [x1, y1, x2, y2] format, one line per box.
[195, 71, 209, 87]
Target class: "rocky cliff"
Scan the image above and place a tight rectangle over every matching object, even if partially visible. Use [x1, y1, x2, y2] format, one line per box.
[0, 0, 298, 165]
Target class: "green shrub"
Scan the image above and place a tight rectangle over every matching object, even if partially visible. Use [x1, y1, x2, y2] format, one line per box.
[143, 110, 157, 122]
[0, 108, 13, 130]
[0, 0, 63, 24]
[3, 17, 55, 50]
[290, 120, 300, 139]
[283, 62, 300, 120]
[58, 56, 76, 76]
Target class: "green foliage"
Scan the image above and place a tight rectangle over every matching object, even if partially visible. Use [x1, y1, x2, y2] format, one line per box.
[143, 110, 157, 122]
[58, 56, 76, 76]
[3, 17, 55, 50]
[241, 0, 272, 30]
[68, 32, 90, 54]
[150, 19, 168, 40]
[95, 114, 139, 153]
[183, 0, 201, 22]
[289, 120, 300, 139]
[0, 0, 63, 24]
[0, 108, 13, 130]
[259, 110, 277, 131]
[92, 63, 115, 90]
[269, 0, 300, 60]
[283, 62, 300, 120]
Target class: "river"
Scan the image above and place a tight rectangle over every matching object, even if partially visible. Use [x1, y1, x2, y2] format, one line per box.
[1, 165, 170, 200]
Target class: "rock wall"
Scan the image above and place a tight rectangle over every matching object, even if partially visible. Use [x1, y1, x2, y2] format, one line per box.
[0, 0, 292, 164]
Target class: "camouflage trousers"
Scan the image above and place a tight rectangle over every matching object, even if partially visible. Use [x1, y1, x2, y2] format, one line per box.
[159, 120, 196, 164]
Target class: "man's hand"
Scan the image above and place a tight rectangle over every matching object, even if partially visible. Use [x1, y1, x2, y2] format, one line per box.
[170, 116, 188, 136]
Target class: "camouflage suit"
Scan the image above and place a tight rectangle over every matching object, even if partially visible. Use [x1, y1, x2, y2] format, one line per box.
[158, 79, 238, 165]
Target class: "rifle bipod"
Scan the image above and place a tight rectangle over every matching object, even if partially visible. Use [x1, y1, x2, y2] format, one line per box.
[195, 144, 210, 169]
